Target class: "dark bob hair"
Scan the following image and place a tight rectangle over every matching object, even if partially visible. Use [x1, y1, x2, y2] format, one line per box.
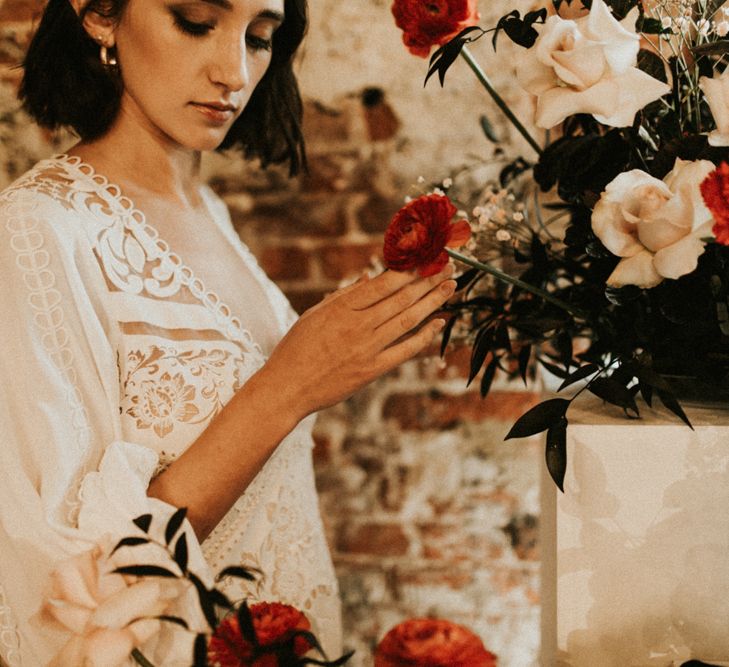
[20, 0, 308, 175]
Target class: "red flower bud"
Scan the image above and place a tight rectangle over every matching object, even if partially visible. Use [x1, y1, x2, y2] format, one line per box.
[375, 618, 497, 667]
[391, 0, 480, 58]
[700, 161, 729, 245]
[207, 602, 311, 667]
[383, 193, 471, 276]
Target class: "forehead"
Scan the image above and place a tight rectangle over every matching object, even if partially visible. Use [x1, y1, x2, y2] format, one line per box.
[187, 0, 285, 14]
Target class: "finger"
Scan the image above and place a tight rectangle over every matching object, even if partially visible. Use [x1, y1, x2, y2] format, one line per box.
[374, 278, 456, 345]
[346, 268, 421, 310]
[313, 273, 371, 310]
[369, 267, 455, 329]
[376, 318, 446, 372]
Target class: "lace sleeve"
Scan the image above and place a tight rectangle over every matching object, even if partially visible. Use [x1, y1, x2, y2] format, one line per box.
[0, 189, 208, 666]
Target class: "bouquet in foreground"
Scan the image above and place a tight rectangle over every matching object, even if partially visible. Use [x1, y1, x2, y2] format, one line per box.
[41, 509, 353, 667]
[389, 0, 729, 489]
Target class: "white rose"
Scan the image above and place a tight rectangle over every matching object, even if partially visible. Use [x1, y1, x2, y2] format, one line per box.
[43, 543, 175, 667]
[591, 159, 716, 288]
[516, 0, 670, 128]
[699, 67, 729, 146]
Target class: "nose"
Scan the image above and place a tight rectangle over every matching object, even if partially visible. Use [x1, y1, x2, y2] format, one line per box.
[209, 35, 249, 92]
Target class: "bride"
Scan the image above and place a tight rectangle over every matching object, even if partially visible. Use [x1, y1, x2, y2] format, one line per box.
[0, 0, 456, 664]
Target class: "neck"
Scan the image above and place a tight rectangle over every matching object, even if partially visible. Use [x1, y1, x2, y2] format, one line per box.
[68, 99, 204, 208]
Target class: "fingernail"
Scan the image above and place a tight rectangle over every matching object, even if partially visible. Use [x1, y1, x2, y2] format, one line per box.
[441, 280, 457, 295]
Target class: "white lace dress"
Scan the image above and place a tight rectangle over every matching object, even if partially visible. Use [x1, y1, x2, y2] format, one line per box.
[0, 155, 341, 666]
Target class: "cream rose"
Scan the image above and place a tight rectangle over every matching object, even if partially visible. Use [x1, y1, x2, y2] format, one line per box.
[591, 159, 716, 288]
[699, 67, 729, 146]
[516, 0, 670, 128]
[44, 544, 173, 667]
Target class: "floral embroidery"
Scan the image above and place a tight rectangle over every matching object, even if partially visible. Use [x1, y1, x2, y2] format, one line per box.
[127, 371, 199, 438]
[122, 345, 240, 438]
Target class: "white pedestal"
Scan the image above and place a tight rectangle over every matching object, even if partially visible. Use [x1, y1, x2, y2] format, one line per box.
[541, 397, 729, 667]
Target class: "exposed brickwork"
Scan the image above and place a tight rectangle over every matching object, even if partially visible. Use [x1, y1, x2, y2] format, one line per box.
[0, 1, 542, 664]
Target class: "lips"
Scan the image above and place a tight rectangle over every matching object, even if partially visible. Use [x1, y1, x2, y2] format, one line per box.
[190, 101, 238, 123]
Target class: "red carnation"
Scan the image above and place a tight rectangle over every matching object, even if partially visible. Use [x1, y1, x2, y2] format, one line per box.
[383, 193, 471, 277]
[392, 0, 480, 58]
[207, 602, 312, 667]
[375, 618, 498, 667]
[700, 161, 729, 245]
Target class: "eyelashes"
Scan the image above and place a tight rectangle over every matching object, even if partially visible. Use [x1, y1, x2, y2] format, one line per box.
[171, 10, 274, 51]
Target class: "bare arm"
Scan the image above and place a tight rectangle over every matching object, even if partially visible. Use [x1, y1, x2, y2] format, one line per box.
[148, 266, 456, 540]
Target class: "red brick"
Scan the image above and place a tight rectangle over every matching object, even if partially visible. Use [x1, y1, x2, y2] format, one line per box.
[337, 523, 410, 557]
[233, 194, 347, 238]
[284, 289, 328, 315]
[0, 0, 41, 22]
[363, 100, 401, 142]
[302, 153, 358, 193]
[394, 567, 474, 591]
[303, 99, 352, 144]
[355, 193, 399, 234]
[260, 245, 310, 281]
[381, 389, 540, 431]
[317, 241, 382, 280]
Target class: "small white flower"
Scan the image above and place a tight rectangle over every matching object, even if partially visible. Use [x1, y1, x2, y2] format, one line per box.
[675, 16, 691, 31]
[432, 187, 445, 196]
[715, 19, 729, 36]
[404, 195, 413, 203]
[697, 18, 710, 36]
[513, 212, 525, 222]
[417, 176, 425, 184]
[660, 16, 672, 29]
[472, 206, 483, 217]
[442, 177, 453, 188]
[496, 229, 512, 242]
[478, 214, 490, 226]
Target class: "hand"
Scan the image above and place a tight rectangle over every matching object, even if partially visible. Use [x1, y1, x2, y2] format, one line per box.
[261, 266, 457, 419]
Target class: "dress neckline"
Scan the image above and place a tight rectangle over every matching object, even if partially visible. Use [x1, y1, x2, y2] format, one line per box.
[44, 153, 267, 360]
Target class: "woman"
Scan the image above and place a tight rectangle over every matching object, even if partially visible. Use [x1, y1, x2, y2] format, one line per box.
[0, 0, 456, 664]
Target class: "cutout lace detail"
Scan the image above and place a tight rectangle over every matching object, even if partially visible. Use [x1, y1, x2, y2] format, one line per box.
[21, 155, 266, 362]
[0, 584, 21, 667]
[4, 193, 92, 525]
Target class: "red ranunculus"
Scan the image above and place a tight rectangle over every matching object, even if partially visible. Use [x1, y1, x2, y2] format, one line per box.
[700, 161, 729, 245]
[207, 602, 312, 667]
[383, 193, 471, 276]
[374, 618, 497, 667]
[391, 0, 480, 58]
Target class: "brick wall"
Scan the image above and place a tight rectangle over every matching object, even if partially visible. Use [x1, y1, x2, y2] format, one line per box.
[0, 1, 542, 664]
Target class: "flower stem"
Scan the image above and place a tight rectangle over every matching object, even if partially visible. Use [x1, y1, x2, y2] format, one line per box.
[459, 46, 543, 155]
[446, 248, 586, 318]
[132, 649, 156, 667]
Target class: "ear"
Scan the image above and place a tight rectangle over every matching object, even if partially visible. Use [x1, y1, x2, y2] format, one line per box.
[68, 2, 117, 46]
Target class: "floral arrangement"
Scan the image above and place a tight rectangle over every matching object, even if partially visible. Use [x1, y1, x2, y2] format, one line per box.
[389, 0, 729, 489]
[374, 618, 497, 667]
[42, 509, 353, 667]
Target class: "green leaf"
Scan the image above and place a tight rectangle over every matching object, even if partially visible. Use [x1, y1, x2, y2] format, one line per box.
[557, 363, 600, 392]
[545, 416, 568, 492]
[657, 389, 693, 429]
[518, 344, 532, 385]
[165, 507, 187, 546]
[480, 357, 498, 399]
[588, 377, 639, 417]
[216, 565, 258, 582]
[439, 315, 458, 358]
[132, 514, 153, 533]
[111, 536, 149, 555]
[113, 565, 178, 579]
[467, 326, 494, 386]
[188, 572, 217, 630]
[505, 398, 570, 439]
[156, 615, 190, 630]
[237, 601, 258, 644]
[173, 533, 188, 573]
[479, 114, 500, 143]
[193, 633, 207, 667]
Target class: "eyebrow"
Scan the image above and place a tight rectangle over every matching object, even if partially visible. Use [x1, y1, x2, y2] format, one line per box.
[200, 0, 285, 22]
